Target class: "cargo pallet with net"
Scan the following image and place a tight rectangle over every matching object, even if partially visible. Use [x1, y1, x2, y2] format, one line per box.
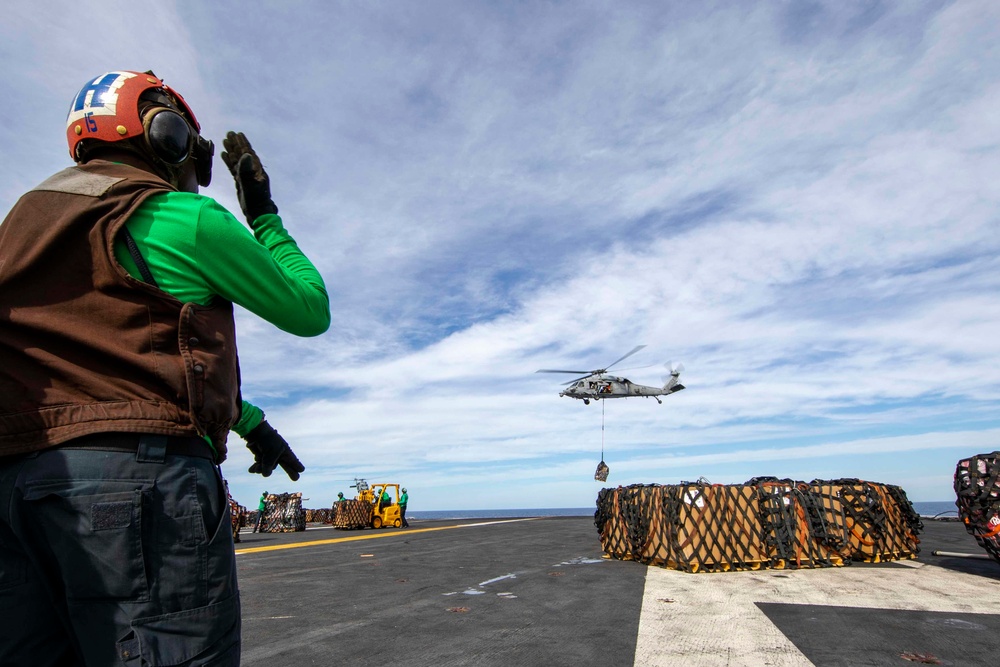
[332, 499, 375, 529]
[595, 478, 922, 573]
[955, 451, 1000, 565]
[257, 492, 306, 533]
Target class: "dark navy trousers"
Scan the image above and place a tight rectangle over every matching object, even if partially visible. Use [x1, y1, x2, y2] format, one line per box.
[0, 435, 241, 666]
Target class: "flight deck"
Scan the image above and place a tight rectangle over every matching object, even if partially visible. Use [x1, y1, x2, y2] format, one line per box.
[235, 516, 1000, 666]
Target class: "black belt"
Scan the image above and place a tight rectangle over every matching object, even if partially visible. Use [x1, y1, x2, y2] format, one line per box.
[58, 432, 217, 462]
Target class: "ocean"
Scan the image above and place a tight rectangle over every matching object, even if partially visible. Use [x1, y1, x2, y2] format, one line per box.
[911, 501, 959, 518]
[407, 501, 960, 521]
[407, 508, 595, 521]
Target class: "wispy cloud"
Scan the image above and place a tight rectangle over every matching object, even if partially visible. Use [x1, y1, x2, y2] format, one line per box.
[4, 1, 999, 509]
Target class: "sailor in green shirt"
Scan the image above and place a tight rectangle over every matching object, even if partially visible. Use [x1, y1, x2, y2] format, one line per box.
[113, 186, 329, 337]
[254, 491, 269, 533]
[400, 488, 410, 527]
[0, 70, 331, 667]
[112, 133, 330, 480]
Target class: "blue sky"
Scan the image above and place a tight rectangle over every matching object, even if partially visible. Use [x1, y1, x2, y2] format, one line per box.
[3, 1, 999, 510]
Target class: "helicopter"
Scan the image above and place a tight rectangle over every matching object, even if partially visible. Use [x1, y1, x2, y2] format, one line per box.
[536, 345, 685, 405]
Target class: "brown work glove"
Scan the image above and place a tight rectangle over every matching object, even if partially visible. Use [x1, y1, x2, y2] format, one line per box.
[245, 419, 304, 482]
[220, 131, 279, 226]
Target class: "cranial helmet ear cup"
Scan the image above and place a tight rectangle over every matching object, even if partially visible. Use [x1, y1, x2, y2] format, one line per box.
[143, 107, 192, 164]
[193, 135, 214, 188]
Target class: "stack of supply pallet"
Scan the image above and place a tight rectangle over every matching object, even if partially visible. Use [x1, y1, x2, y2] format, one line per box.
[305, 508, 334, 523]
[333, 499, 374, 529]
[227, 492, 246, 543]
[955, 452, 1000, 564]
[221, 479, 246, 543]
[752, 478, 844, 569]
[807, 479, 923, 563]
[595, 478, 921, 572]
[258, 492, 306, 533]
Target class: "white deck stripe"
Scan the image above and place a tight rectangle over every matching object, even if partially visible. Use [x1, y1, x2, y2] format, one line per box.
[634, 563, 1000, 666]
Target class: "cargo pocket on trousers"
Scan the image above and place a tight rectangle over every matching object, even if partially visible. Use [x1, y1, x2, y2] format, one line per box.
[116, 593, 240, 665]
[23, 486, 149, 601]
[0, 541, 27, 591]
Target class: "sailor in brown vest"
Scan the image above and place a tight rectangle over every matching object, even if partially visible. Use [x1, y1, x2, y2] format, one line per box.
[0, 71, 331, 666]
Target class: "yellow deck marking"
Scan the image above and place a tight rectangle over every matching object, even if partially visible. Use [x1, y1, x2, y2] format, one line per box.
[235, 517, 542, 555]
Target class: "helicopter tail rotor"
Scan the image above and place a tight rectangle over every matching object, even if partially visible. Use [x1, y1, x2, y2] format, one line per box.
[662, 362, 686, 394]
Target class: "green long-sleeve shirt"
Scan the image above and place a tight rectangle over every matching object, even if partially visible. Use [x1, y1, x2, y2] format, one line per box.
[115, 191, 329, 334]
[114, 190, 330, 438]
[232, 400, 264, 438]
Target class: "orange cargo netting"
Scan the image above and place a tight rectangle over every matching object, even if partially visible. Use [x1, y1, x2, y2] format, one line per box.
[227, 492, 246, 543]
[807, 480, 922, 563]
[955, 452, 1000, 565]
[332, 499, 374, 529]
[304, 508, 335, 523]
[594, 478, 922, 573]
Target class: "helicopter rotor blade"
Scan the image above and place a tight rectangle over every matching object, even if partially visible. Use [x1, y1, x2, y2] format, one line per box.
[536, 369, 594, 375]
[563, 372, 599, 384]
[612, 363, 656, 373]
[605, 345, 647, 372]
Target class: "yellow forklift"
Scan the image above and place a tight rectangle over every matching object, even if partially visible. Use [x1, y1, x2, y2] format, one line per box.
[352, 480, 404, 528]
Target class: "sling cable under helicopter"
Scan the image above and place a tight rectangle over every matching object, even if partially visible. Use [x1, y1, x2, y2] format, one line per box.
[595, 400, 610, 482]
[536, 346, 685, 481]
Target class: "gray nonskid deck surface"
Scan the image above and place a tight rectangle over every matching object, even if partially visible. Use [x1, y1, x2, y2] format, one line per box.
[236, 516, 646, 666]
[635, 519, 1000, 666]
[236, 517, 1000, 667]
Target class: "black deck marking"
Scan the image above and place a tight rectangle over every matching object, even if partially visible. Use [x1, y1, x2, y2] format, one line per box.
[756, 602, 1000, 667]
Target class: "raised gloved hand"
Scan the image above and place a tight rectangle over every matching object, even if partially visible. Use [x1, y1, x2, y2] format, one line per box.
[220, 131, 278, 225]
[244, 419, 304, 481]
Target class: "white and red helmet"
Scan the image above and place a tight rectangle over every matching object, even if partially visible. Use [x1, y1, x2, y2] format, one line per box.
[66, 71, 199, 159]
[66, 71, 213, 186]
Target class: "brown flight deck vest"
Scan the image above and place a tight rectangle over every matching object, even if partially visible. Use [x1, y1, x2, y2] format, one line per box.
[0, 160, 240, 459]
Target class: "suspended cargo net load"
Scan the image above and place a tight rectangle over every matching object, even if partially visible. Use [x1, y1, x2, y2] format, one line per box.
[333, 499, 374, 529]
[595, 478, 921, 573]
[955, 452, 1000, 565]
[257, 492, 306, 533]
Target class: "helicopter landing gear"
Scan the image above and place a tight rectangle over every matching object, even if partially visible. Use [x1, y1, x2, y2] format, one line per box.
[654, 396, 662, 404]
[583, 399, 590, 405]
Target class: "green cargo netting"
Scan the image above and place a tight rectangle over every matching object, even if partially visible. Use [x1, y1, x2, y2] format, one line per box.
[595, 478, 921, 573]
[955, 451, 1000, 565]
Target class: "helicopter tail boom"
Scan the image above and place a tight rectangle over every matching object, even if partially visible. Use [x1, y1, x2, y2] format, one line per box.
[662, 363, 685, 394]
